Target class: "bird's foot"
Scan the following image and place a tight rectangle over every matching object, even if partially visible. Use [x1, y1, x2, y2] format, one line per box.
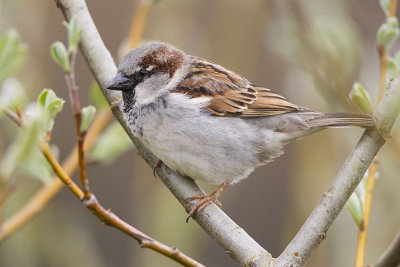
[185, 192, 222, 223]
[152, 159, 163, 178]
[185, 180, 231, 223]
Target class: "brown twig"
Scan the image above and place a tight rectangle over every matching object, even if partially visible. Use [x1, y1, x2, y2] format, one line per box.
[355, 158, 378, 267]
[41, 143, 83, 198]
[40, 142, 204, 267]
[5, 109, 23, 127]
[77, 132, 90, 198]
[65, 49, 91, 199]
[379, 47, 388, 100]
[0, 109, 112, 242]
[390, 0, 398, 17]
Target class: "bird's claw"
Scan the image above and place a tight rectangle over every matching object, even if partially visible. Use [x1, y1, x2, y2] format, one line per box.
[153, 159, 163, 178]
[185, 192, 223, 223]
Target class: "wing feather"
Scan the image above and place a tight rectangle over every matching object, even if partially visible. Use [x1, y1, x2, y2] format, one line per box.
[174, 57, 300, 117]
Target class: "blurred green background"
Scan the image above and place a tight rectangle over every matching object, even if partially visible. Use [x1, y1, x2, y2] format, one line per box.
[0, 0, 399, 266]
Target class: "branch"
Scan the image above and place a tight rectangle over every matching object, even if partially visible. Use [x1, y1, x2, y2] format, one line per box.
[275, 76, 400, 266]
[54, 0, 273, 266]
[374, 231, 400, 267]
[40, 143, 203, 267]
[0, 109, 112, 242]
[355, 159, 377, 267]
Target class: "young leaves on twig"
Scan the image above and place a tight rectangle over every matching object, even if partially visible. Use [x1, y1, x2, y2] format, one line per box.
[349, 82, 373, 114]
[377, 17, 400, 49]
[387, 50, 400, 81]
[50, 41, 70, 72]
[80, 105, 96, 133]
[66, 15, 82, 52]
[38, 89, 65, 132]
[346, 174, 368, 229]
[50, 15, 82, 72]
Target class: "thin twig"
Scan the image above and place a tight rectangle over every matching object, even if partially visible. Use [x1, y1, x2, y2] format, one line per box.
[379, 47, 388, 100]
[67, 50, 81, 116]
[65, 49, 92, 199]
[374, 231, 400, 267]
[40, 142, 204, 267]
[355, 158, 378, 267]
[77, 132, 90, 198]
[0, 109, 112, 242]
[4, 109, 23, 127]
[41, 144, 83, 198]
[390, 0, 398, 17]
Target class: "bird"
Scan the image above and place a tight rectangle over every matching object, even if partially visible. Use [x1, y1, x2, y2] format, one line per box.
[106, 41, 375, 222]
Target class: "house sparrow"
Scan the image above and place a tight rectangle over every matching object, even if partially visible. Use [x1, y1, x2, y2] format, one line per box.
[106, 41, 375, 221]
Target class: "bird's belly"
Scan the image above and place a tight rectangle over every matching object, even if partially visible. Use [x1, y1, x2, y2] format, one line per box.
[143, 131, 255, 184]
[139, 111, 286, 185]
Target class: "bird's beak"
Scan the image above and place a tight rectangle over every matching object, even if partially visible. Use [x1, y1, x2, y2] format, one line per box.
[106, 73, 134, 91]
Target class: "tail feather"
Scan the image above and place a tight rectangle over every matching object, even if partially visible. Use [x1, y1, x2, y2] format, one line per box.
[305, 112, 375, 128]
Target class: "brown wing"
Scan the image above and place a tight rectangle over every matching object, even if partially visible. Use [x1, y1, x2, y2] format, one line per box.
[174, 57, 300, 117]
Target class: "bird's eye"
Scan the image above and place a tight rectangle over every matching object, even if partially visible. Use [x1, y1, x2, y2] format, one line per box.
[137, 68, 149, 77]
[128, 67, 152, 87]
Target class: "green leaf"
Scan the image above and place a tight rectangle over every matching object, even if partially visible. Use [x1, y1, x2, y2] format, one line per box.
[67, 15, 82, 52]
[346, 193, 363, 229]
[89, 122, 134, 164]
[349, 82, 372, 114]
[387, 57, 400, 80]
[80, 105, 96, 132]
[89, 81, 108, 110]
[0, 29, 27, 83]
[37, 89, 64, 131]
[380, 0, 391, 15]
[392, 50, 400, 70]
[377, 18, 400, 49]
[50, 41, 70, 72]
[38, 89, 64, 116]
[346, 173, 369, 229]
